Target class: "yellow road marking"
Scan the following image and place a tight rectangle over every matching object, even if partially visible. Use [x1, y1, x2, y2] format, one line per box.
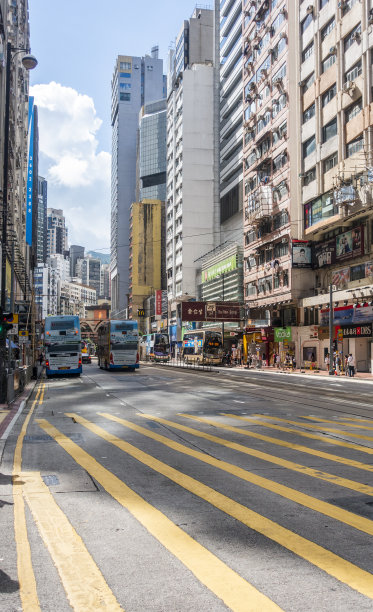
[212, 412, 373, 460]
[36, 419, 280, 612]
[61, 413, 373, 600]
[22, 472, 123, 611]
[251, 415, 373, 442]
[13, 383, 43, 612]
[100, 412, 373, 538]
[301, 416, 373, 430]
[181, 413, 373, 477]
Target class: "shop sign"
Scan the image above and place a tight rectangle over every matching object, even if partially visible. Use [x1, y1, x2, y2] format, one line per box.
[336, 226, 364, 261]
[155, 290, 162, 316]
[337, 329, 343, 341]
[314, 239, 336, 268]
[292, 241, 312, 268]
[309, 325, 318, 339]
[181, 301, 206, 321]
[318, 326, 339, 340]
[274, 327, 292, 342]
[201, 255, 237, 284]
[341, 323, 372, 338]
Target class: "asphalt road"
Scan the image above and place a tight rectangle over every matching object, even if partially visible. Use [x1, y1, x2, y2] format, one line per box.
[1, 361, 373, 611]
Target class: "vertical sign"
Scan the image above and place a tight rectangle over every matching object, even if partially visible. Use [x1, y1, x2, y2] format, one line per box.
[26, 96, 34, 246]
[155, 290, 162, 316]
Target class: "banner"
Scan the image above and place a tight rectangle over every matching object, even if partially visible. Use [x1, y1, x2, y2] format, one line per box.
[292, 242, 312, 268]
[155, 290, 162, 316]
[26, 97, 34, 246]
[201, 255, 237, 284]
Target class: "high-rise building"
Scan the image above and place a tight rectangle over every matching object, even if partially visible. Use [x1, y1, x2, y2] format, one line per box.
[36, 176, 47, 264]
[70, 244, 85, 277]
[166, 9, 217, 305]
[110, 48, 164, 317]
[76, 255, 101, 297]
[47, 208, 68, 257]
[138, 99, 167, 202]
[34, 264, 48, 320]
[100, 263, 111, 300]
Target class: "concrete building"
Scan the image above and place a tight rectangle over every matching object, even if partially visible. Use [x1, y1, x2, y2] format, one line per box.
[129, 199, 165, 325]
[34, 263, 48, 320]
[166, 8, 217, 310]
[69, 244, 84, 277]
[36, 177, 47, 264]
[138, 99, 167, 202]
[47, 208, 68, 257]
[76, 255, 101, 297]
[110, 48, 164, 317]
[60, 281, 97, 318]
[100, 263, 111, 300]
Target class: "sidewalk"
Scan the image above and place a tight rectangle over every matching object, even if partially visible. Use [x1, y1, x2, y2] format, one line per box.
[226, 364, 373, 382]
[0, 380, 36, 461]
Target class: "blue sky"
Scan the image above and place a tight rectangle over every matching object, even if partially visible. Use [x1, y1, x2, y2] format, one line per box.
[28, 0, 200, 250]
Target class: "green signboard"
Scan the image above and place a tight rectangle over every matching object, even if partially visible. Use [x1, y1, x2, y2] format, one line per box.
[274, 327, 292, 342]
[201, 255, 237, 284]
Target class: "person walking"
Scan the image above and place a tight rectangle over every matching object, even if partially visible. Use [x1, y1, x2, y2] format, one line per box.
[344, 354, 349, 376]
[335, 354, 342, 376]
[347, 353, 355, 377]
[324, 353, 330, 371]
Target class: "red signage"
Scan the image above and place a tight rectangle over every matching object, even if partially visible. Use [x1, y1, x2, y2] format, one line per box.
[155, 290, 162, 316]
[181, 301, 206, 321]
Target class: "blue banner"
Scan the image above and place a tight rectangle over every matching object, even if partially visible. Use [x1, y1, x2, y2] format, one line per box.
[26, 97, 34, 246]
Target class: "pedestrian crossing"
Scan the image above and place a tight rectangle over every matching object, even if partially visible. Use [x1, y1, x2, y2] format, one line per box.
[12, 387, 373, 611]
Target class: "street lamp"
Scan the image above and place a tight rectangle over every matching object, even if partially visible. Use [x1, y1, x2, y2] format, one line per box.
[1, 43, 38, 312]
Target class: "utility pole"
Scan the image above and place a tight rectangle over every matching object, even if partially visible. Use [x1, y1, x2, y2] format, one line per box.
[329, 283, 334, 375]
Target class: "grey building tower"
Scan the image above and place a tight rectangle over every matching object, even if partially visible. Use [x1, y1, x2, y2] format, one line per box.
[138, 99, 167, 202]
[36, 176, 47, 264]
[110, 47, 164, 317]
[70, 244, 85, 277]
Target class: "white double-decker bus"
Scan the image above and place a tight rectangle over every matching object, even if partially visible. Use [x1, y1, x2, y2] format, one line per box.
[97, 320, 139, 370]
[44, 315, 82, 376]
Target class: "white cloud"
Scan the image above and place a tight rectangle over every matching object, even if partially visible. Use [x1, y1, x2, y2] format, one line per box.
[30, 81, 111, 250]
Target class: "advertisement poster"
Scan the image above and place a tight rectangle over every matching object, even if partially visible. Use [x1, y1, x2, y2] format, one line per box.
[314, 239, 336, 268]
[274, 327, 292, 342]
[292, 242, 312, 268]
[336, 227, 363, 260]
[320, 306, 354, 326]
[352, 305, 373, 324]
[365, 261, 373, 278]
[331, 268, 350, 289]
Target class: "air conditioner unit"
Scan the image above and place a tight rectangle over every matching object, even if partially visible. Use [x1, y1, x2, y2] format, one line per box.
[351, 32, 360, 42]
[329, 46, 337, 54]
[306, 5, 314, 15]
[279, 32, 287, 40]
[343, 80, 355, 93]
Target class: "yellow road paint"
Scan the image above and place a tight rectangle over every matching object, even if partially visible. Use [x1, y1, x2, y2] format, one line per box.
[251, 414, 373, 442]
[181, 413, 373, 478]
[36, 419, 281, 612]
[301, 416, 373, 430]
[100, 412, 373, 538]
[13, 383, 43, 612]
[201, 412, 373, 461]
[22, 472, 123, 611]
[60, 413, 373, 600]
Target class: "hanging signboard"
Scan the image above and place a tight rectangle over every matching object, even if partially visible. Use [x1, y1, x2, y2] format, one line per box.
[181, 301, 241, 322]
[341, 323, 372, 338]
[292, 241, 312, 268]
[26, 97, 35, 246]
[155, 290, 163, 316]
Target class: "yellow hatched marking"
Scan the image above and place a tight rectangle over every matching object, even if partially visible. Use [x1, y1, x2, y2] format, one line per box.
[36, 419, 281, 612]
[301, 416, 373, 430]
[60, 413, 373, 600]
[22, 472, 123, 611]
[13, 383, 44, 612]
[251, 415, 373, 442]
[181, 413, 373, 476]
[100, 412, 373, 538]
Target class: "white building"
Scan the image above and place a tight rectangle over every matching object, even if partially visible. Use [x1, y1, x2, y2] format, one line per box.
[47, 208, 68, 258]
[166, 8, 217, 300]
[34, 264, 49, 320]
[60, 281, 97, 318]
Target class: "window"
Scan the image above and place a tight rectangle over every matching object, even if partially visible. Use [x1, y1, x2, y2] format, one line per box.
[345, 98, 362, 123]
[346, 136, 364, 157]
[273, 210, 289, 230]
[323, 152, 338, 172]
[321, 17, 335, 40]
[120, 62, 131, 70]
[301, 13, 313, 34]
[120, 72, 131, 78]
[322, 118, 337, 143]
[303, 136, 316, 158]
[344, 24, 361, 51]
[302, 42, 314, 63]
[273, 151, 287, 172]
[342, 0, 359, 16]
[304, 192, 336, 228]
[304, 167, 316, 186]
[321, 54, 336, 73]
[322, 83, 336, 107]
[120, 92, 131, 101]
[274, 241, 288, 258]
[272, 11, 286, 34]
[345, 60, 362, 84]
[245, 282, 257, 297]
[320, 0, 329, 8]
[303, 72, 315, 93]
[120, 82, 131, 90]
[303, 103, 315, 123]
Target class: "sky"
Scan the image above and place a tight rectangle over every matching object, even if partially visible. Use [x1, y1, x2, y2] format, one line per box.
[28, 0, 200, 252]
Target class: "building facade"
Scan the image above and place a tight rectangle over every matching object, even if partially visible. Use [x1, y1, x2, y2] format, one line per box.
[69, 244, 84, 278]
[47, 208, 68, 258]
[110, 48, 164, 317]
[36, 176, 47, 264]
[138, 99, 167, 202]
[76, 255, 101, 297]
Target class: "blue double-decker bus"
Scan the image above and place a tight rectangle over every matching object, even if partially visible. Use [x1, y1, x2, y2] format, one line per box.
[44, 315, 82, 376]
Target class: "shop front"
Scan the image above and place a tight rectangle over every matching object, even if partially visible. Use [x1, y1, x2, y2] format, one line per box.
[244, 327, 273, 366]
[273, 327, 295, 367]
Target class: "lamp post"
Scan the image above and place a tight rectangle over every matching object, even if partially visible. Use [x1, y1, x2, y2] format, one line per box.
[329, 283, 334, 375]
[0, 43, 37, 401]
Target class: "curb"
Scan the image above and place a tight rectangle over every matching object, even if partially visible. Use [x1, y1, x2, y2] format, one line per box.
[0, 381, 37, 464]
[224, 367, 373, 385]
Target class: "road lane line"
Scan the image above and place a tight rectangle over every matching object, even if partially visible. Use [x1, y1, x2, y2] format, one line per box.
[204, 412, 373, 459]
[22, 471, 123, 611]
[35, 419, 280, 612]
[181, 414, 373, 476]
[13, 383, 43, 612]
[250, 415, 373, 442]
[62, 413, 373, 600]
[301, 416, 373, 429]
[100, 412, 373, 538]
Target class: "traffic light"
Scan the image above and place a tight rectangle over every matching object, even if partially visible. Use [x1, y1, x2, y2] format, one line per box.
[0, 312, 14, 336]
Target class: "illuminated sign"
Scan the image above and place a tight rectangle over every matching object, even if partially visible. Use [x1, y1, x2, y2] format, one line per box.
[26, 97, 34, 246]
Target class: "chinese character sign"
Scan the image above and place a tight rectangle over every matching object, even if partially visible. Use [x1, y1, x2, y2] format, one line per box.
[155, 290, 162, 316]
[26, 97, 34, 246]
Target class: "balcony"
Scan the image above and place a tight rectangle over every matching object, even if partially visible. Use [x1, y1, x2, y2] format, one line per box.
[245, 185, 273, 224]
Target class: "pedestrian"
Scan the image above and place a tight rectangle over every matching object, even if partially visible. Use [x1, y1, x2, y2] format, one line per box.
[325, 353, 330, 370]
[39, 352, 44, 366]
[344, 354, 349, 376]
[335, 354, 342, 376]
[275, 353, 281, 369]
[347, 353, 355, 377]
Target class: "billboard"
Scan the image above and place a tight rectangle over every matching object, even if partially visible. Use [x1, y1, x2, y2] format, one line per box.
[26, 96, 35, 246]
[331, 268, 350, 289]
[181, 301, 241, 322]
[292, 242, 312, 268]
[336, 226, 363, 260]
[201, 255, 237, 284]
[314, 239, 336, 268]
[341, 323, 372, 338]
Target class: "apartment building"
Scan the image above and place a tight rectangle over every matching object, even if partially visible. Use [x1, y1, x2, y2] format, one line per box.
[166, 8, 217, 310]
[76, 255, 101, 297]
[110, 49, 164, 317]
[297, 0, 373, 372]
[36, 176, 47, 264]
[47, 208, 68, 257]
